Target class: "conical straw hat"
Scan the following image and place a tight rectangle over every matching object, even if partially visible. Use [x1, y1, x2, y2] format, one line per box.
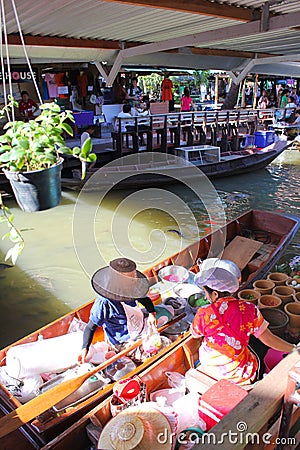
[92, 258, 149, 301]
[98, 405, 172, 450]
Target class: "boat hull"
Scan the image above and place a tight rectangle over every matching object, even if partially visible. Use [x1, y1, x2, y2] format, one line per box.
[62, 141, 289, 191]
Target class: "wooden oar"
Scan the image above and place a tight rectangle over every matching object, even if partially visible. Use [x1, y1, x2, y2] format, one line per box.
[0, 313, 186, 438]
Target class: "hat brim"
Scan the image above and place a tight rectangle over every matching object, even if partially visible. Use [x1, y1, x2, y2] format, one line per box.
[97, 405, 172, 450]
[92, 266, 149, 301]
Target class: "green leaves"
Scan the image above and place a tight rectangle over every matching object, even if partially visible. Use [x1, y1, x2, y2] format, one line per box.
[0, 194, 25, 264]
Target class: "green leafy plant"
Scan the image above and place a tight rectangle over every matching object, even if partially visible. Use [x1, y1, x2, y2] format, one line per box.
[0, 97, 97, 263]
[0, 195, 24, 264]
[0, 100, 96, 177]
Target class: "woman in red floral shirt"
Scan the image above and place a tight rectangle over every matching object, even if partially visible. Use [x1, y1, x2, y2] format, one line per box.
[191, 263, 295, 385]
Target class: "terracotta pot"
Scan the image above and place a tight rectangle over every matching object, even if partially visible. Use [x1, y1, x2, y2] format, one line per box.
[272, 285, 295, 306]
[294, 292, 300, 302]
[253, 279, 275, 295]
[258, 294, 282, 309]
[285, 277, 300, 293]
[238, 289, 260, 305]
[284, 302, 300, 335]
[267, 272, 289, 286]
[260, 308, 289, 338]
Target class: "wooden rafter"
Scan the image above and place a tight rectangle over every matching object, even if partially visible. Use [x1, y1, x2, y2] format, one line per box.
[101, 0, 260, 22]
[5, 34, 276, 60]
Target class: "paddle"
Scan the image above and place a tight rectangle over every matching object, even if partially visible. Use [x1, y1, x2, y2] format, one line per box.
[0, 313, 186, 438]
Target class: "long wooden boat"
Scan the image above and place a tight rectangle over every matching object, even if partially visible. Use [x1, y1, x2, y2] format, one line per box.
[31, 336, 300, 450]
[0, 209, 299, 447]
[62, 140, 289, 191]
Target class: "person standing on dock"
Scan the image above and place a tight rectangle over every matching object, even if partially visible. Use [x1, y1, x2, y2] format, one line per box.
[78, 258, 157, 363]
[161, 72, 174, 112]
[190, 265, 296, 386]
[180, 87, 194, 112]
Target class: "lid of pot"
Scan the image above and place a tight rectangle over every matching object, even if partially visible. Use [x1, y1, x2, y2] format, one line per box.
[163, 319, 189, 335]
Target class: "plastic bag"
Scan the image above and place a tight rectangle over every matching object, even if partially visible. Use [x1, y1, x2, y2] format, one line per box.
[166, 371, 186, 392]
[0, 367, 42, 403]
[142, 324, 162, 356]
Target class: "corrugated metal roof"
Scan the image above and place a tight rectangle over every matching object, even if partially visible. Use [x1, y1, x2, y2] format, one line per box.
[2, 0, 300, 73]
[5, 1, 241, 43]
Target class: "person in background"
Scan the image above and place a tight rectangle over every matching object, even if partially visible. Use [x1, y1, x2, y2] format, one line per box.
[190, 264, 295, 386]
[181, 87, 194, 112]
[115, 77, 127, 104]
[79, 258, 157, 363]
[19, 91, 38, 120]
[291, 87, 299, 106]
[280, 89, 290, 108]
[114, 104, 134, 132]
[258, 90, 269, 109]
[126, 77, 143, 107]
[292, 108, 300, 125]
[161, 72, 174, 112]
[284, 96, 297, 123]
[268, 93, 277, 108]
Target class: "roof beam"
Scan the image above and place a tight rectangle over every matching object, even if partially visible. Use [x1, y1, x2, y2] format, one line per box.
[122, 11, 300, 58]
[6, 34, 138, 50]
[101, 0, 257, 22]
[6, 33, 275, 61]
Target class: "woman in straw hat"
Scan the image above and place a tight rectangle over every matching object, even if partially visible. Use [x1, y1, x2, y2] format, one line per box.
[79, 258, 157, 363]
[190, 262, 295, 385]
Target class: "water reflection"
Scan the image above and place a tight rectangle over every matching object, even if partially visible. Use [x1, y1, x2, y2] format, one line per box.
[0, 149, 299, 347]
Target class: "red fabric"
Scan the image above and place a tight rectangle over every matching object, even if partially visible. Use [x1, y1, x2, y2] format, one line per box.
[161, 78, 173, 101]
[19, 98, 38, 118]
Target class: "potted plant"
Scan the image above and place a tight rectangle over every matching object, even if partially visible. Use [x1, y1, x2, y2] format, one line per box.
[0, 98, 96, 212]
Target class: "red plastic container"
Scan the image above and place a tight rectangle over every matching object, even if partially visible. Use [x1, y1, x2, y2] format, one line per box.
[198, 379, 248, 430]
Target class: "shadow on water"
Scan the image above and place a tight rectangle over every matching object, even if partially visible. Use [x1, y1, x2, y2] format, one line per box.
[0, 251, 71, 348]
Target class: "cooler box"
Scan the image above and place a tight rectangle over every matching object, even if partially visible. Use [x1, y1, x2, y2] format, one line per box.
[244, 134, 255, 147]
[198, 379, 248, 430]
[254, 131, 275, 148]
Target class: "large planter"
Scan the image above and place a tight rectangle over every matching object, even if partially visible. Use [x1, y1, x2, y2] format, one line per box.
[4, 159, 63, 212]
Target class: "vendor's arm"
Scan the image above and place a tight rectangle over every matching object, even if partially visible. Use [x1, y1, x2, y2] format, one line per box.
[258, 328, 295, 353]
[78, 320, 98, 363]
[139, 296, 157, 326]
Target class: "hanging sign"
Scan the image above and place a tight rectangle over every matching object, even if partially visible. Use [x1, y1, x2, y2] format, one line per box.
[0, 67, 38, 83]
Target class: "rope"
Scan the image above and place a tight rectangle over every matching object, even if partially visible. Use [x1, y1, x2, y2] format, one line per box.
[0, 10, 11, 121]
[10, 0, 42, 104]
[0, 0, 14, 120]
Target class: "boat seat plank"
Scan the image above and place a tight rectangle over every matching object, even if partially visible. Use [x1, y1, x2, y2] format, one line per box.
[247, 243, 277, 271]
[222, 236, 263, 270]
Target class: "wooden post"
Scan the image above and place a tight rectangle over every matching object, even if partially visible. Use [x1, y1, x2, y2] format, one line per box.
[214, 75, 219, 109]
[253, 74, 259, 109]
[241, 79, 246, 108]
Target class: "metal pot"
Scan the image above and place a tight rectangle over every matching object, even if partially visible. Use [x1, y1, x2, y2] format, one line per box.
[162, 319, 190, 341]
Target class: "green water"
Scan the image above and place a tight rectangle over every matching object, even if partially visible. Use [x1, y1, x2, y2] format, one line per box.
[0, 149, 299, 347]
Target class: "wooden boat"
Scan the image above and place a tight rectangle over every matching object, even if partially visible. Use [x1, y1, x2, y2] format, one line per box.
[62, 140, 290, 191]
[27, 335, 300, 450]
[0, 209, 299, 447]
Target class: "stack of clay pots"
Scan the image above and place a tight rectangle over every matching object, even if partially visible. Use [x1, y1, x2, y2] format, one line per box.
[253, 272, 300, 338]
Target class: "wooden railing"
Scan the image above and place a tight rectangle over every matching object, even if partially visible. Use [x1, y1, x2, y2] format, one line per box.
[110, 107, 298, 157]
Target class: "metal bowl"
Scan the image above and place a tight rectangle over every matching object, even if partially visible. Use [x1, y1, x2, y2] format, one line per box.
[158, 265, 189, 284]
